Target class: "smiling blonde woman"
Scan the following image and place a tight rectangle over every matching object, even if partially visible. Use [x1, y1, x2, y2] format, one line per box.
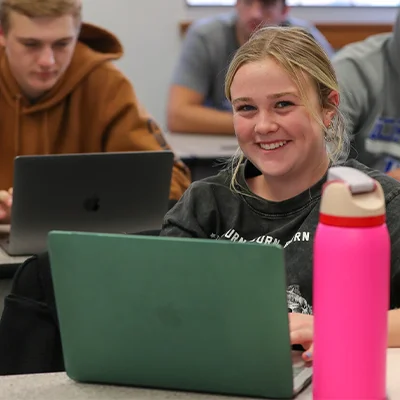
[162, 26, 400, 358]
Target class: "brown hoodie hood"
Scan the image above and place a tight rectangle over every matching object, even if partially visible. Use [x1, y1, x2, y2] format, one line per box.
[0, 22, 190, 200]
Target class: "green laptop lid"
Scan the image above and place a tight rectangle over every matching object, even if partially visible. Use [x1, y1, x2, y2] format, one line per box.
[48, 231, 295, 399]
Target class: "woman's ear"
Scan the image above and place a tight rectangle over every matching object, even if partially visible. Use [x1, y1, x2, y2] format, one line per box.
[324, 90, 339, 127]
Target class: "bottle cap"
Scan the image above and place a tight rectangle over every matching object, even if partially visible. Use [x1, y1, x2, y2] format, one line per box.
[320, 166, 386, 228]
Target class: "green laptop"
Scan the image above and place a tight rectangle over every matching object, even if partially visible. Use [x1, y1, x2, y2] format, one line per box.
[47, 231, 312, 399]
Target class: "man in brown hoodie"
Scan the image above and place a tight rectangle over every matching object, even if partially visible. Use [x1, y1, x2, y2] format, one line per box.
[0, 0, 191, 223]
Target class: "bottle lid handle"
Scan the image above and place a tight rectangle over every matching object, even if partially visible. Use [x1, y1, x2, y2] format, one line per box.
[327, 166, 376, 194]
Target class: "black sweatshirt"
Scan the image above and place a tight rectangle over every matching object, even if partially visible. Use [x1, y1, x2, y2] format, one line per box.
[161, 159, 400, 311]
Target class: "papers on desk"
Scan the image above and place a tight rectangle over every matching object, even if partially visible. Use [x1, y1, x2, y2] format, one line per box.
[165, 132, 239, 159]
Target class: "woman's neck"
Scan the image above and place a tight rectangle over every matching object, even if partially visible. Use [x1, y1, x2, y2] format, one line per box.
[248, 157, 330, 202]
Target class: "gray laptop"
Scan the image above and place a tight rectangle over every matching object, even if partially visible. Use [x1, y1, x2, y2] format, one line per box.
[48, 231, 313, 399]
[1, 151, 174, 256]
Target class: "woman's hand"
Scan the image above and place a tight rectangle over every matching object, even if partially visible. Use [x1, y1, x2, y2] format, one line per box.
[289, 312, 314, 361]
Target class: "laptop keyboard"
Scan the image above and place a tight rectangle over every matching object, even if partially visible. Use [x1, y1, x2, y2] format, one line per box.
[0, 237, 10, 253]
[292, 351, 309, 377]
[293, 358, 306, 378]
[292, 351, 313, 394]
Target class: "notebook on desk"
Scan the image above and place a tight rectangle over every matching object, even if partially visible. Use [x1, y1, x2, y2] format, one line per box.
[48, 231, 312, 399]
[0, 151, 174, 256]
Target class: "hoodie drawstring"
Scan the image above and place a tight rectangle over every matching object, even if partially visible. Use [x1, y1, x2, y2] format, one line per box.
[42, 111, 50, 154]
[14, 95, 21, 156]
[14, 96, 50, 155]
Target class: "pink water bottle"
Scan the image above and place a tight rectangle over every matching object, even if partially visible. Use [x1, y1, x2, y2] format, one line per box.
[313, 166, 390, 400]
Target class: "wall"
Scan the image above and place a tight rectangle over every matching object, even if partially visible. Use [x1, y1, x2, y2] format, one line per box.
[83, 0, 398, 129]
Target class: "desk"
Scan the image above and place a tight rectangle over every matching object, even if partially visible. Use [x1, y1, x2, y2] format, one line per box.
[0, 225, 28, 278]
[165, 133, 238, 181]
[1, 349, 399, 400]
[165, 132, 238, 159]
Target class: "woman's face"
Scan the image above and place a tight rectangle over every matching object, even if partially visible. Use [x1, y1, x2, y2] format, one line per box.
[230, 57, 336, 181]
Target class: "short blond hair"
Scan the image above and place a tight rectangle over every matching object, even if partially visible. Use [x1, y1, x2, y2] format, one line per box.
[224, 26, 349, 192]
[0, 0, 82, 33]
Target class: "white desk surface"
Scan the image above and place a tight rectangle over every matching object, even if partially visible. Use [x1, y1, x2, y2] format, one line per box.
[165, 132, 238, 159]
[1, 349, 399, 400]
[0, 225, 28, 267]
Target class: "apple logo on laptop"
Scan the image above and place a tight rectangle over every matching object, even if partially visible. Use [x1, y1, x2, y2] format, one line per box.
[83, 195, 100, 212]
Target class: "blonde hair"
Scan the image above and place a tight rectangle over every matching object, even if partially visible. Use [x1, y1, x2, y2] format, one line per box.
[224, 26, 349, 192]
[0, 0, 82, 33]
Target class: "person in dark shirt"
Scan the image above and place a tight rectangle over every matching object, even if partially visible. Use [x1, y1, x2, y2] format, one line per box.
[162, 26, 400, 360]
